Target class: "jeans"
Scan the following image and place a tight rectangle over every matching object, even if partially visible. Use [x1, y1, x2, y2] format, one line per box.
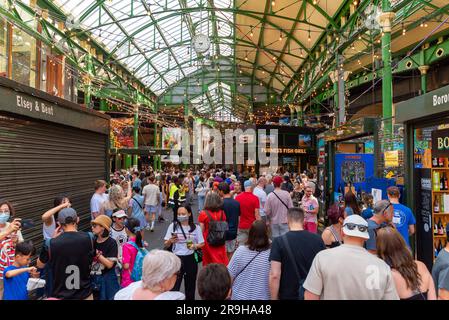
[198, 195, 206, 213]
[172, 254, 198, 300]
[91, 270, 120, 300]
[271, 223, 289, 238]
[37, 264, 53, 298]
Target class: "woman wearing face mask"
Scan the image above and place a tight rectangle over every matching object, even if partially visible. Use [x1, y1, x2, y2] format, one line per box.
[0, 199, 24, 300]
[163, 205, 205, 300]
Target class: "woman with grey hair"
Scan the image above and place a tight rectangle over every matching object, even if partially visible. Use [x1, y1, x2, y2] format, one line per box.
[101, 183, 132, 218]
[114, 249, 184, 300]
[198, 192, 228, 266]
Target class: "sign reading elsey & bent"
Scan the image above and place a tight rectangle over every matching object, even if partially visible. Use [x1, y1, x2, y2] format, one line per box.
[0, 81, 109, 135]
[432, 129, 449, 157]
[16, 94, 55, 116]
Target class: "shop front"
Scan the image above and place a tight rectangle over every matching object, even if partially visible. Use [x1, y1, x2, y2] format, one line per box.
[317, 117, 379, 213]
[396, 84, 449, 270]
[0, 77, 110, 249]
[256, 124, 317, 176]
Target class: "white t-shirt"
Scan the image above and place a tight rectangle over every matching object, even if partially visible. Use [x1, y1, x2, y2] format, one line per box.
[43, 216, 56, 240]
[142, 184, 160, 206]
[90, 193, 109, 218]
[110, 225, 128, 261]
[253, 186, 267, 217]
[114, 281, 185, 300]
[163, 222, 204, 256]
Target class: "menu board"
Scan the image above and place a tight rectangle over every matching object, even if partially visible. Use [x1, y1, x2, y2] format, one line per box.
[414, 168, 433, 271]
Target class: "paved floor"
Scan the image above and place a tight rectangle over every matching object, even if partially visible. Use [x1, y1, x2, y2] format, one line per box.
[143, 194, 201, 299]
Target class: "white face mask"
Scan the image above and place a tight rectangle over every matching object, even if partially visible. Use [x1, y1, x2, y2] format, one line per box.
[177, 215, 189, 222]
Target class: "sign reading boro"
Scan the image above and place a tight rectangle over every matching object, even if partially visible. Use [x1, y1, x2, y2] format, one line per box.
[431, 128, 449, 157]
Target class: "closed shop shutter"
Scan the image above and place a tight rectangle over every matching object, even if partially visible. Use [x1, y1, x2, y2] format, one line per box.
[0, 112, 108, 251]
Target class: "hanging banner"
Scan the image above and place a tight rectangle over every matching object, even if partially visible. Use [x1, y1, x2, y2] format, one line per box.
[110, 118, 134, 148]
[384, 150, 399, 167]
[162, 127, 181, 150]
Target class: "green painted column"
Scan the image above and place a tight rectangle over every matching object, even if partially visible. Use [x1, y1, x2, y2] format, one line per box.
[419, 65, 429, 94]
[133, 105, 139, 168]
[290, 107, 295, 125]
[297, 106, 304, 127]
[84, 54, 94, 108]
[380, 0, 395, 151]
[124, 154, 132, 170]
[333, 81, 339, 125]
[154, 122, 159, 170]
[99, 99, 108, 111]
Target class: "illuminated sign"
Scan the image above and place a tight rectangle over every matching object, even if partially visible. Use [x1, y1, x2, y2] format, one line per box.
[261, 147, 307, 154]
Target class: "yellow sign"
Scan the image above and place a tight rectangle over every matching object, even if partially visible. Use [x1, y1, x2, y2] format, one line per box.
[384, 150, 399, 167]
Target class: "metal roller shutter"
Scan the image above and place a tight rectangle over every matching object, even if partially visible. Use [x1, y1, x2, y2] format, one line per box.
[0, 112, 108, 251]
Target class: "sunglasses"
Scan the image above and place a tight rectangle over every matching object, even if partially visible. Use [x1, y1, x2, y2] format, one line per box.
[382, 202, 392, 215]
[115, 217, 126, 220]
[343, 223, 368, 233]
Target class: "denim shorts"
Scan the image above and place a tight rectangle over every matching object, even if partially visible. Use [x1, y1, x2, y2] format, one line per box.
[145, 205, 157, 213]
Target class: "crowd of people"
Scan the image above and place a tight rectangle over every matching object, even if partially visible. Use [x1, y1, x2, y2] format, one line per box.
[0, 166, 448, 300]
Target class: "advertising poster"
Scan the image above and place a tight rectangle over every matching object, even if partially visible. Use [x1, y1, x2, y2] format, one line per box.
[298, 134, 312, 148]
[162, 127, 181, 150]
[334, 153, 374, 193]
[384, 150, 399, 167]
[110, 118, 134, 148]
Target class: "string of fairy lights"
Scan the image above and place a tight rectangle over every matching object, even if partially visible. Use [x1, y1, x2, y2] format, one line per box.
[3, 0, 449, 129]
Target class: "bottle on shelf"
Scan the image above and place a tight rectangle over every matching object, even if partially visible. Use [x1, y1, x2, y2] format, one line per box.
[441, 195, 445, 213]
[435, 196, 440, 213]
[438, 218, 444, 235]
[439, 157, 445, 167]
[444, 173, 449, 190]
[433, 157, 439, 167]
[435, 219, 439, 235]
[434, 171, 441, 191]
[441, 173, 446, 191]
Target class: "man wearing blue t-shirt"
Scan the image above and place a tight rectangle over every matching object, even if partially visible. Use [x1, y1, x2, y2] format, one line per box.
[387, 186, 416, 248]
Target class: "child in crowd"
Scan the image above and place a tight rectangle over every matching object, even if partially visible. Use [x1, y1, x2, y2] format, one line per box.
[121, 218, 142, 288]
[3, 242, 38, 300]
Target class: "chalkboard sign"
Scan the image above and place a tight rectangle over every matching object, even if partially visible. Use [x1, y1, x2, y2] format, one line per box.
[415, 168, 433, 271]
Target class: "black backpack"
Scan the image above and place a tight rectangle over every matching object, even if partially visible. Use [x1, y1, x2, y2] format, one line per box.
[205, 210, 228, 247]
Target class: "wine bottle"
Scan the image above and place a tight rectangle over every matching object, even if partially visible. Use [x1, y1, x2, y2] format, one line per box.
[439, 157, 445, 167]
[442, 195, 445, 213]
[434, 171, 441, 191]
[441, 173, 445, 191]
[435, 196, 440, 213]
[435, 219, 439, 235]
[445, 173, 449, 190]
[433, 157, 439, 167]
[438, 218, 444, 235]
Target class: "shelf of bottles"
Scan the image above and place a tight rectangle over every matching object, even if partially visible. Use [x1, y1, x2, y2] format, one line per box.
[432, 157, 449, 259]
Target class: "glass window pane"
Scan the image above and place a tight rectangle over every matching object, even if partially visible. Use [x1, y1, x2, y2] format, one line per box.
[0, 18, 7, 77]
[12, 28, 37, 88]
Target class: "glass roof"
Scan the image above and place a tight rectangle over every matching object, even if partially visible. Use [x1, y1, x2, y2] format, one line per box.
[55, 0, 234, 95]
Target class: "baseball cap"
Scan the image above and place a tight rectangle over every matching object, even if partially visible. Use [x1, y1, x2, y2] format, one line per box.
[244, 180, 252, 189]
[57, 208, 78, 225]
[273, 176, 283, 187]
[112, 210, 128, 219]
[91, 215, 112, 231]
[342, 215, 370, 240]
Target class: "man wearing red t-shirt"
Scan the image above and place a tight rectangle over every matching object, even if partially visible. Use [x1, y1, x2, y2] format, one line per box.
[235, 180, 261, 246]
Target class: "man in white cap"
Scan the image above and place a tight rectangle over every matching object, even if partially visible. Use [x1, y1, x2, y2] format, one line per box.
[110, 210, 128, 271]
[303, 214, 399, 300]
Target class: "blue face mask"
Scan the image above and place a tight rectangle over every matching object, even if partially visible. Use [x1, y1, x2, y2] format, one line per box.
[0, 212, 10, 224]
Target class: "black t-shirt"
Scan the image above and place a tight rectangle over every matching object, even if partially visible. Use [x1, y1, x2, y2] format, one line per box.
[91, 237, 118, 276]
[223, 197, 240, 240]
[269, 230, 326, 300]
[281, 181, 294, 193]
[39, 231, 95, 300]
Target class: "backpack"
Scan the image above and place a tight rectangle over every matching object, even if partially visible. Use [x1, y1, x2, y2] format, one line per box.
[127, 241, 149, 282]
[205, 210, 228, 247]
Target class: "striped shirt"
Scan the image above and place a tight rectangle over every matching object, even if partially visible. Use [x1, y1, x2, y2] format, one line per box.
[227, 245, 271, 300]
[0, 239, 15, 280]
